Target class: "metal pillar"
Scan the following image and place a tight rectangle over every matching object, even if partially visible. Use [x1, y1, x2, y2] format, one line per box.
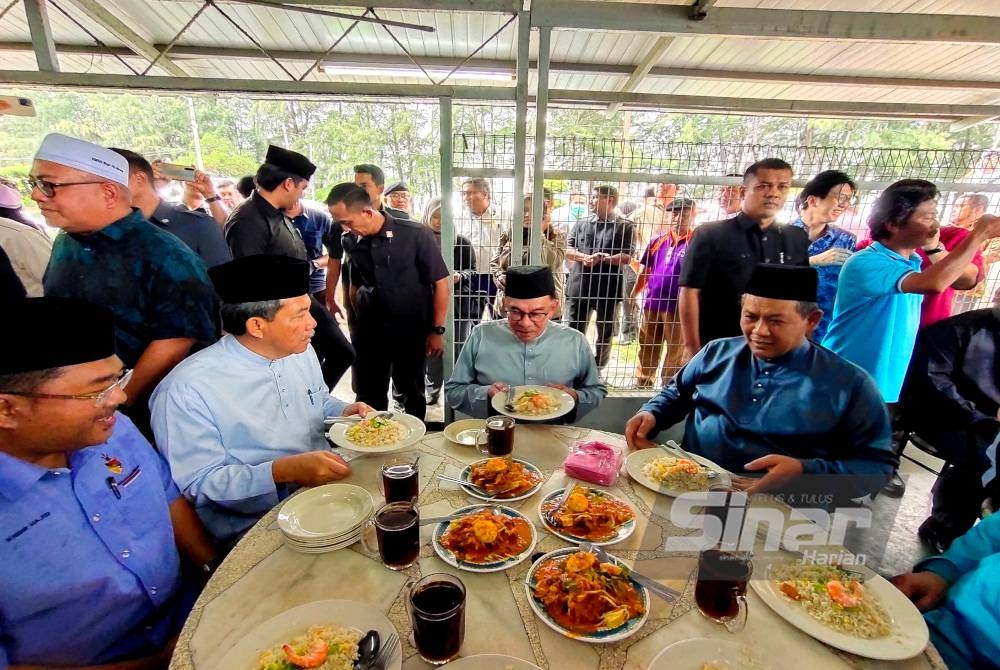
[529, 26, 551, 265]
[510, 9, 530, 267]
[23, 0, 59, 72]
[439, 95, 456, 423]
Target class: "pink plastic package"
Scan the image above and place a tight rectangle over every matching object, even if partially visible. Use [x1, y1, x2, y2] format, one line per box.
[563, 440, 624, 487]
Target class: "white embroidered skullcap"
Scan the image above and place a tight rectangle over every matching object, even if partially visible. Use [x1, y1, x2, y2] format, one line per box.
[33, 133, 129, 187]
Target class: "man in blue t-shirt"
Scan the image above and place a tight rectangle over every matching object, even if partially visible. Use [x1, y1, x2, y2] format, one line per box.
[823, 180, 1000, 405]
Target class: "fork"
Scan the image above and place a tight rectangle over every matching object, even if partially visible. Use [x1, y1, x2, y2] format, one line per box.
[324, 411, 394, 426]
[661, 441, 718, 479]
[370, 631, 399, 670]
[579, 542, 680, 603]
[503, 384, 517, 412]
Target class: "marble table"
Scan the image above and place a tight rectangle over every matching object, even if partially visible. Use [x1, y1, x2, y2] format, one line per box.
[169, 425, 945, 670]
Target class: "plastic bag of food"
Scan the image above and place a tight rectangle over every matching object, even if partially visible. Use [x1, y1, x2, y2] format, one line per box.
[563, 440, 624, 487]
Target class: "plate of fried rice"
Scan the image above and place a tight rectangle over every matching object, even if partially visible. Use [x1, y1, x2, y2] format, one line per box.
[751, 559, 928, 660]
[328, 413, 425, 453]
[212, 600, 400, 670]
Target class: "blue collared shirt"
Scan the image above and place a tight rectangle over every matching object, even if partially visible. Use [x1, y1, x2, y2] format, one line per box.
[150, 200, 232, 268]
[290, 206, 342, 294]
[445, 319, 607, 421]
[44, 208, 219, 366]
[822, 242, 923, 403]
[0, 414, 184, 668]
[150, 335, 347, 542]
[640, 337, 896, 499]
[790, 218, 857, 341]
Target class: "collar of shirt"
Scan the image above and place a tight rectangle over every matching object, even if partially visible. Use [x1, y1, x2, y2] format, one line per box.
[871, 241, 923, 269]
[251, 191, 285, 219]
[222, 333, 282, 368]
[71, 208, 144, 242]
[363, 213, 398, 240]
[0, 450, 56, 501]
[735, 211, 767, 232]
[749, 339, 813, 373]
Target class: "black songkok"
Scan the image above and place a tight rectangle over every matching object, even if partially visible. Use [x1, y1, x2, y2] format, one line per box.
[505, 265, 556, 299]
[209, 255, 310, 304]
[264, 144, 316, 181]
[745, 264, 818, 303]
[384, 181, 409, 195]
[1, 297, 115, 373]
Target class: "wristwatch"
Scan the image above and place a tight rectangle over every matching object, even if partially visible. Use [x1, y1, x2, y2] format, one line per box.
[925, 246, 945, 255]
[431, 325, 446, 335]
[205, 195, 221, 203]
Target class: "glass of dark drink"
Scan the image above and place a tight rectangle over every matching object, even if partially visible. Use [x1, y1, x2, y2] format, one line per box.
[408, 573, 466, 665]
[379, 457, 419, 504]
[694, 549, 752, 632]
[362, 501, 419, 570]
[475, 415, 515, 458]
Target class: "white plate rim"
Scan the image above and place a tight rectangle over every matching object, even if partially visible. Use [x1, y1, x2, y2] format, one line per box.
[749, 559, 929, 661]
[646, 637, 779, 670]
[431, 504, 537, 573]
[490, 385, 575, 422]
[328, 413, 427, 453]
[443, 419, 487, 445]
[277, 484, 374, 539]
[523, 546, 650, 644]
[211, 599, 401, 670]
[625, 448, 732, 497]
[441, 654, 543, 669]
[458, 458, 545, 502]
[536, 487, 636, 546]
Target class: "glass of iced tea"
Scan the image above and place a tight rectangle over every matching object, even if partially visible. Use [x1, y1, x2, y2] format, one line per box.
[475, 415, 515, 458]
[408, 573, 466, 665]
[694, 548, 752, 632]
[379, 457, 419, 504]
[362, 501, 419, 570]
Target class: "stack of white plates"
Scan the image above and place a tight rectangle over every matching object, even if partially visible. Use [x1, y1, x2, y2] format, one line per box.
[277, 483, 374, 554]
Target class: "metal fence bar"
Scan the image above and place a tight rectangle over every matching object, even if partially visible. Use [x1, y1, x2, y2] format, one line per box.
[439, 95, 455, 423]
[529, 27, 551, 265]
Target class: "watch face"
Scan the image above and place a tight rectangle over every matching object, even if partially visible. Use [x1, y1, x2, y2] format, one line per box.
[434, 326, 446, 334]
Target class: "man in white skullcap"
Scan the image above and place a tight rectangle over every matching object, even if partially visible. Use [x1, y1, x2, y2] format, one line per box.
[32, 133, 219, 438]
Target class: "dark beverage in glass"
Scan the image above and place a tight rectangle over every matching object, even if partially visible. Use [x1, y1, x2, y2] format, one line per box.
[381, 460, 418, 503]
[694, 549, 752, 631]
[369, 501, 419, 570]
[409, 574, 466, 665]
[477, 415, 515, 457]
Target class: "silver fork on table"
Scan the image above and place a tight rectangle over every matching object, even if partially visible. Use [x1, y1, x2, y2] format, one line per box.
[369, 631, 399, 670]
[579, 542, 680, 603]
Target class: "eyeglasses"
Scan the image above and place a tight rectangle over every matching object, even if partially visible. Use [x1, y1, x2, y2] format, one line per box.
[0, 369, 133, 407]
[834, 193, 858, 207]
[26, 176, 109, 198]
[505, 308, 549, 323]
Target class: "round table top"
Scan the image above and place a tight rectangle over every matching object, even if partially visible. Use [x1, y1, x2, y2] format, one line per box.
[169, 425, 945, 670]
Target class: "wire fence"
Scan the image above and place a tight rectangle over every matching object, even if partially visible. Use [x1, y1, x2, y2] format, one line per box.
[451, 135, 1000, 392]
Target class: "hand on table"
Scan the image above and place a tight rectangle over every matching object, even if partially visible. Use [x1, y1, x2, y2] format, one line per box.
[624, 411, 657, 450]
[342, 401, 374, 417]
[273, 451, 351, 487]
[546, 383, 578, 401]
[741, 454, 804, 494]
[890, 571, 948, 612]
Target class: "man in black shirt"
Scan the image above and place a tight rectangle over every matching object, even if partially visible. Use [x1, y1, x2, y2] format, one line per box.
[225, 145, 354, 390]
[112, 148, 231, 268]
[678, 158, 809, 358]
[327, 183, 450, 420]
[566, 185, 636, 368]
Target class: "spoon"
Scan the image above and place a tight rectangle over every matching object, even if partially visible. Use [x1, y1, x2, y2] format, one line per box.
[504, 384, 517, 412]
[352, 629, 380, 670]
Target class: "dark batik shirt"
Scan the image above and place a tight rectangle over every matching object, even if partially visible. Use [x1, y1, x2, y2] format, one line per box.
[44, 208, 219, 366]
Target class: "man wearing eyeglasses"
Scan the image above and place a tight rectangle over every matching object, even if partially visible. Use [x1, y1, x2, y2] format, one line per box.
[32, 133, 219, 440]
[445, 265, 606, 421]
[0, 297, 217, 670]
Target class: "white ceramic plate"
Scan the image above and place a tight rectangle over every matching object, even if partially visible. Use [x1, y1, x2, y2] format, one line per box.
[432, 504, 537, 573]
[625, 448, 732, 497]
[524, 547, 650, 644]
[212, 599, 401, 670]
[750, 560, 929, 661]
[443, 655, 543, 669]
[282, 533, 362, 554]
[647, 637, 781, 670]
[328, 413, 426, 453]
[443, 419, 487, 446]
[537, 487, 636, 546]
[490, 385, 575, 422]
[277, 484, 373, 540]
[458, 458, 545, 502]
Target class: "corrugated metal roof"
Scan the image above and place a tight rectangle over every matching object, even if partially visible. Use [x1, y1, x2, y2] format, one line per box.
[2, 0, 999, 119]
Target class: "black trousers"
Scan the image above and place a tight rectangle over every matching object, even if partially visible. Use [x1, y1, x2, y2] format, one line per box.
[425, 316, 474, 401]
[567, 296, 618, 367]
[309, 295, 354, 391]
[922, 425, 995, 535]
[355, 322, 428, 420]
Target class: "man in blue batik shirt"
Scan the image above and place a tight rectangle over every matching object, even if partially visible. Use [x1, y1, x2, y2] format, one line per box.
[287, 198, 343, 310]
[0, 298, 217, 670]
[32, 133, 219, 438]
[625, 264, 897, 502]
[150, 255, 372, 544]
